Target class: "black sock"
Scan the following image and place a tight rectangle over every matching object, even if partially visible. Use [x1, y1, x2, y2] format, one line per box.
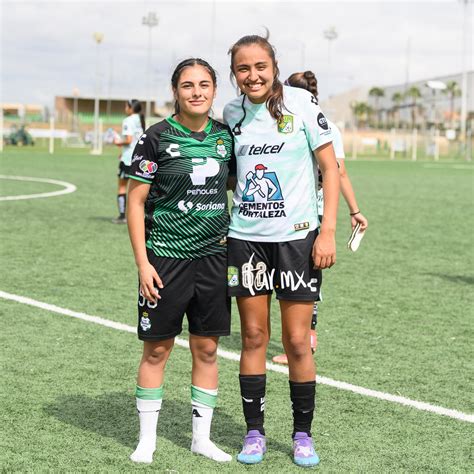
[117, 193, 126, 218]
[311, 303, 318, 330]
[239, 374, 266, 435]
[290, 380, 316, 438]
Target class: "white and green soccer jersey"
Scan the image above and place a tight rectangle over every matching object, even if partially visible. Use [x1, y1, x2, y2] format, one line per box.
[317, 118, 345, 216]
[223, 86, 333, 242]
[121, 114, 143, 166]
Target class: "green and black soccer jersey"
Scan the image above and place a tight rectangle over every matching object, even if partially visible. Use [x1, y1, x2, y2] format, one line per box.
[129, 116, 236, 259]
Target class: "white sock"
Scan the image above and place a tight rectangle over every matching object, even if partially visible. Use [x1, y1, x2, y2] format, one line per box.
[130, 397, 162, 464]
[190, 386, 232, 463]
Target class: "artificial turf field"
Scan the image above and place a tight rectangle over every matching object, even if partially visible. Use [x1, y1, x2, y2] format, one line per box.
[0, 146, 473, 473]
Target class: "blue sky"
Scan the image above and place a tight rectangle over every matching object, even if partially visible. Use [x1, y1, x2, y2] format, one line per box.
[1, 0, 472, 109]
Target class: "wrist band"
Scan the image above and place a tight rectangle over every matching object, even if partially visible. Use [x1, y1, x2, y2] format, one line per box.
[350, 210, 360, 216]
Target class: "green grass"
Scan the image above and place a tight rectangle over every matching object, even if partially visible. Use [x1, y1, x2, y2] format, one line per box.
[1, 146, 473, 472]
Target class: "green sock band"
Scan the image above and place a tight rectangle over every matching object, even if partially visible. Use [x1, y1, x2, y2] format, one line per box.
[135, 385, 163, 400]
[191, 385, 217, 408]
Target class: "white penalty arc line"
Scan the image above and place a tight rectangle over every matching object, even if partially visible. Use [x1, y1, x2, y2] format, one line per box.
[0, 175, 77, 201]
[0, 289, 472, 424]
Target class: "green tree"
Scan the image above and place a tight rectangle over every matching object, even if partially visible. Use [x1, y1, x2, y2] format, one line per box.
[391, 92, 404, 129]
[405, 86, 422, 128]
[443, 80, 461, 128]
[369, 87, 385, 128]
[351, 101, 373, 128]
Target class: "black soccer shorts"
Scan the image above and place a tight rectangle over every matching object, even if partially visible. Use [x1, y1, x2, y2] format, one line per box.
[227, 230, 322, 301]
[118, 161, 131, 179]
[137, 250, 231, 341]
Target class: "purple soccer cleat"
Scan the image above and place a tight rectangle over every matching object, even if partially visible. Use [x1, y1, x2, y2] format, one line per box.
[237, 430, 266, 464]
[293, 432, 320, 467]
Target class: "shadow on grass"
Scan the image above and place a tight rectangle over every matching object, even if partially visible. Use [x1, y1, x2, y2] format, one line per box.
[88, 216, 124, 223]
[424, 273, 474, 286]
[44, 392, 292, 458]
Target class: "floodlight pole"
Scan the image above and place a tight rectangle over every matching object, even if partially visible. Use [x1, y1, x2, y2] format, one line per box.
[460, 0, 472, 160]
[323, 27, 338, 97]
[91, 32, 104, 155]
[72, 87, 79, 132]
[142, 12, 159, 121]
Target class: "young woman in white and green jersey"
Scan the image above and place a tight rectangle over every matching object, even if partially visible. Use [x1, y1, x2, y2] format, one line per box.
[272, 71, 369, 364]
[224, 35, 340, 468]
[113, 99, 145, 223]
[126, 58, 235, 464]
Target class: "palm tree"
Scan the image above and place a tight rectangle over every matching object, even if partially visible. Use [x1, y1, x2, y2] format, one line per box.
[369, 87, 385, 128]
[391, 92, 404, 129]
[351, 101, 373, 128]
[405, 86, 422, 128]
[443, 80, 461, 128]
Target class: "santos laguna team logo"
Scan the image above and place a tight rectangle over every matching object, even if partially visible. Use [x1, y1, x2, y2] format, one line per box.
[140, 312, 151, 332]
[215, 138, 227, 158]
[240, 164, 286, 218]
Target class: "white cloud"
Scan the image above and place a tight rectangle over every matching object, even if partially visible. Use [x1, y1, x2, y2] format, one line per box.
[1, 0, 471, 110]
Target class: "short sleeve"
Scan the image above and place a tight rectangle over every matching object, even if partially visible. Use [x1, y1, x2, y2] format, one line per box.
[297, 90, 333, 151]
[128, 129, 159, 184]
[330, 123, 346, 159]
[122, 117, 133, 136]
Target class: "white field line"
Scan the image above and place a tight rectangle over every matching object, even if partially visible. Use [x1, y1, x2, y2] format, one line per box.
[0, 289, 472, 424]
[0, 175, 77, 201]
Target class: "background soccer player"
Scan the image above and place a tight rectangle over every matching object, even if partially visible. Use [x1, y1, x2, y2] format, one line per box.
[224, 35, 339, 467]
[113, 99, 145, 224]
[126, 59, 235, 464]
[272, 70, 369, 364]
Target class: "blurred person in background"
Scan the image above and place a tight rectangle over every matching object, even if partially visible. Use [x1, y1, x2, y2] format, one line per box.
[272, 70, 368, 364]
[113, 99, 145, 224]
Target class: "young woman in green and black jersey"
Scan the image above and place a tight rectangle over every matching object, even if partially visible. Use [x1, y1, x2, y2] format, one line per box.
[126, 58, 235, 464]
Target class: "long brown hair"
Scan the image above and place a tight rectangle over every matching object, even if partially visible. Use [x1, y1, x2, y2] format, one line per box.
[127, 99, 146, 131]
[286, 71, 319, 104]
[228, 35, 285, 122]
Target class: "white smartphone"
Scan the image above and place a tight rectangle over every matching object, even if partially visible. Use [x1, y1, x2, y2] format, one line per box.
[347, 223, 365, 252]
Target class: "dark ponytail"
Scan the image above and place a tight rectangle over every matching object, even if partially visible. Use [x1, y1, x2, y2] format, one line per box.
[228, 35, 285, 122]
[128, 99, 146, 131]
[286, 71, 319, 103]
[171, 58, 217, 115]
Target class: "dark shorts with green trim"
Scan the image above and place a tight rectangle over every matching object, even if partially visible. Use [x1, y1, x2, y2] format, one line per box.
[227, 230, 322, 302]
[118, 161, 131, 179]
[137, 249, 231, 341]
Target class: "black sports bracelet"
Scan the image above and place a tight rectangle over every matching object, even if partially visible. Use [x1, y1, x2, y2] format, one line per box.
[350, 210, 360, 216]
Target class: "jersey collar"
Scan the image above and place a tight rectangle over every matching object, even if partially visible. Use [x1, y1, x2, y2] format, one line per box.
[166, 116, 213, 136]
